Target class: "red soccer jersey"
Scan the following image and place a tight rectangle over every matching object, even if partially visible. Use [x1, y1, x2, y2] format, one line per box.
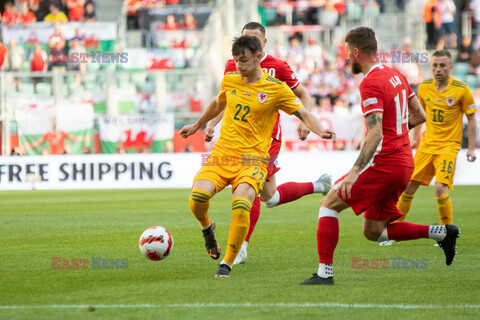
[360, 64, 416, 167]
[224, 53, 300, 141]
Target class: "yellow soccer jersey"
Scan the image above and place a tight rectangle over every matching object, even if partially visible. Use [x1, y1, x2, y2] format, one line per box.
[216, 71, 303, 157]
[417, 76, 477, 154]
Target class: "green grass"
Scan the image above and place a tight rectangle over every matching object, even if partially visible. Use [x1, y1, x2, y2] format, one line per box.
[1, 186, 479, 319]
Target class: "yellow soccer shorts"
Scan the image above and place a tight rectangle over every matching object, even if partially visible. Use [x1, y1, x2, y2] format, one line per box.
[411, 150, 457, 190]
[193, 152, 267, 195]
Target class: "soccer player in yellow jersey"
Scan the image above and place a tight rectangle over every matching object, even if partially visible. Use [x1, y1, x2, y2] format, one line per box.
[179, 35, 336, 278]
[380, 50, 477, 246]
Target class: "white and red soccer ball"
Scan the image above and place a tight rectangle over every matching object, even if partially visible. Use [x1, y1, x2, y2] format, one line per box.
[139, 226, 174, 261]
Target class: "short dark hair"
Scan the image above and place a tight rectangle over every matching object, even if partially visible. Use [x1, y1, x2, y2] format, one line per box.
[242, 22, 266, 37]
[232, 35, 262, 57]
[432, 50, 452, 61]
[345, 27, 377, 55]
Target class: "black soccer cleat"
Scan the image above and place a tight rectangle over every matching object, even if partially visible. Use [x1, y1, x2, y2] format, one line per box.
[299, 273, 334, 285]
[215, 264, 231, 278]
[437, 224, 460, 266]
[202, 220, 221, 260]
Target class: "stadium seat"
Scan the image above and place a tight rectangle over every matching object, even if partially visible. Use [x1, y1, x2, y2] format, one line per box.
[131, 72, 147, 87]
[452, 74, 466, 82]
[35, 83, 52, 97]
[453, 63, 469, 76]
[101, 63, 117, 71]
[465, 74, 479, 89]
[86, 62, 101, 72]
[347, 3, 363, 19]
[139, 81, 155, 94]
[18, 83, 34, 94]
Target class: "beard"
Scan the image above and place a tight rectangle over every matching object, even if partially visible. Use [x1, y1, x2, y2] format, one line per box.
[351, 62, 362, 74]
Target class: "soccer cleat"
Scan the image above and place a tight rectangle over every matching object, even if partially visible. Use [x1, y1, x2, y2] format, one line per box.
[299, 273, 334, 285]
[215, 264, 231, 278]
[233, 245, 247, 265]
[314, 174, 333, 195]
[202, 220, 221, 260]
[379, 240, 396, 246]
[437, 224, 460, 266]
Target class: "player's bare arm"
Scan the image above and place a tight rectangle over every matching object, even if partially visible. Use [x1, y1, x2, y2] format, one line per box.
[407, 96, 427, 148]
[293, 107, 336, 142]
[203, 98, 224, 142]
[339, 112, 383, 199]
[466, 113, 477, 162]
[293, 84, 313, 140]
[180, 97, 226, 138]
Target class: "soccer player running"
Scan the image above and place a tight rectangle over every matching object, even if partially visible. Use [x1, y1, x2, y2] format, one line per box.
[299, 27, 460, 285]
[204, 22, 333, 265]
[180, 35, 336, 278]
[379, 50, 477, 246]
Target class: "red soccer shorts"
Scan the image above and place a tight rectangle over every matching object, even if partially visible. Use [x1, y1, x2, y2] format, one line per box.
[334, 164, 414, 221]
[266, 138, 281, 182]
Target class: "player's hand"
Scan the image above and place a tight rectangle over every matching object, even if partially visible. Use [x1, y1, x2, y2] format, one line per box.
[338, 171, 358, 199]
[204, 126, 215, 142]
[297, 122, 310, 141]
[179, 124, 198, 139]
[320, 129, 337, 143]
[466, 150, 477, 162]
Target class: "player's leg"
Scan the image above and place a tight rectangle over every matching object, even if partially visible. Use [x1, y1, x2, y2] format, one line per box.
[299, 188, 349, 285]
[216, 182, 257, 278]
[433, 153, 456, 225]
[365, 174, 459, 265]
[397, 151, 435, 222]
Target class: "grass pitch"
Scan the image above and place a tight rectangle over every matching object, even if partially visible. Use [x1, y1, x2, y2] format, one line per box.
[1, 186, 479, 319]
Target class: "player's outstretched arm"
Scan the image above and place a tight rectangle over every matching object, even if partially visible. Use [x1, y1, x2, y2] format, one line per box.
[203, 98, 225, 142]
[293, 84, 313, 140]
[466, 113, 477, 162]
[339, 112, 383, 199]
[180, 97, 226, 139]
[407, 96, 426, 148]
[292, 107, 336, 142]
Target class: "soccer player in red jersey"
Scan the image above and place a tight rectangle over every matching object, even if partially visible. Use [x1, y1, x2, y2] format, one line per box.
[204, 22, 333, 265]
[299, 27, 460, 285]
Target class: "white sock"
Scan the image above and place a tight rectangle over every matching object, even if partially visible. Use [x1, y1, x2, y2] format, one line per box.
[377, 228, 388, 242]
[317, 263, 333, 278]
[220, 261, 232, 269]
[201, 220, 212, 230]
[262, 191, 280, 208]
[313, 181, 323, 193]
[428, 225, 447, 241]
[241, 241, 248, 250]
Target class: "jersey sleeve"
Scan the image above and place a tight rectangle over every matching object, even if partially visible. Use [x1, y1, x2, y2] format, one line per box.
[277, 83, 303, 114]
[277, 60, 300, 89]
[224, 59, 236, 75]
[417, 84, 426, 109]
[462, 85, 477, 115]
[359, 77, 384, 116]
[217, 74, 228, 102]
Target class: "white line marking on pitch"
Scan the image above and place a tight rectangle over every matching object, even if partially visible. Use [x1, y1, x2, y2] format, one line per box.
[1, 303, 480, 310]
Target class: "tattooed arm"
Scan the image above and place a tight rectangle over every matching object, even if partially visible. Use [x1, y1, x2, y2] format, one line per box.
[339, 112, 383, 199]
[408, 96, 427, 148]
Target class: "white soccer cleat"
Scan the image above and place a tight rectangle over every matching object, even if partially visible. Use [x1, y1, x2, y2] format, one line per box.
[379, 240, 396, 246]
[314, 174, 332, 195]
[233, 244, 248, 265]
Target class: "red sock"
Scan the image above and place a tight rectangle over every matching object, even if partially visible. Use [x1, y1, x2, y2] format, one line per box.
[277, 182, 314, 205]
[317, 217, 339, 264]
[245, 196, 261, 242]
[386, 222, 429, 241]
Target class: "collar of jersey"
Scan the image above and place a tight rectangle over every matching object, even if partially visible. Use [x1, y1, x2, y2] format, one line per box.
[365, 63, 384, 77]
[260, 52, 267, 63]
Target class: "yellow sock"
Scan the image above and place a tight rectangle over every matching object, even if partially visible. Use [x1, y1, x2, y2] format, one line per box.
[436, 194, 452, 225]
[224, 197, 251, 265]
[189, 189, 212, 228]
[396, 192, 415, 222]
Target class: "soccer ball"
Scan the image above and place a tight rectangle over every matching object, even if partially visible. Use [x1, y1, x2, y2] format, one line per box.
[139, 226, 174, 261]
